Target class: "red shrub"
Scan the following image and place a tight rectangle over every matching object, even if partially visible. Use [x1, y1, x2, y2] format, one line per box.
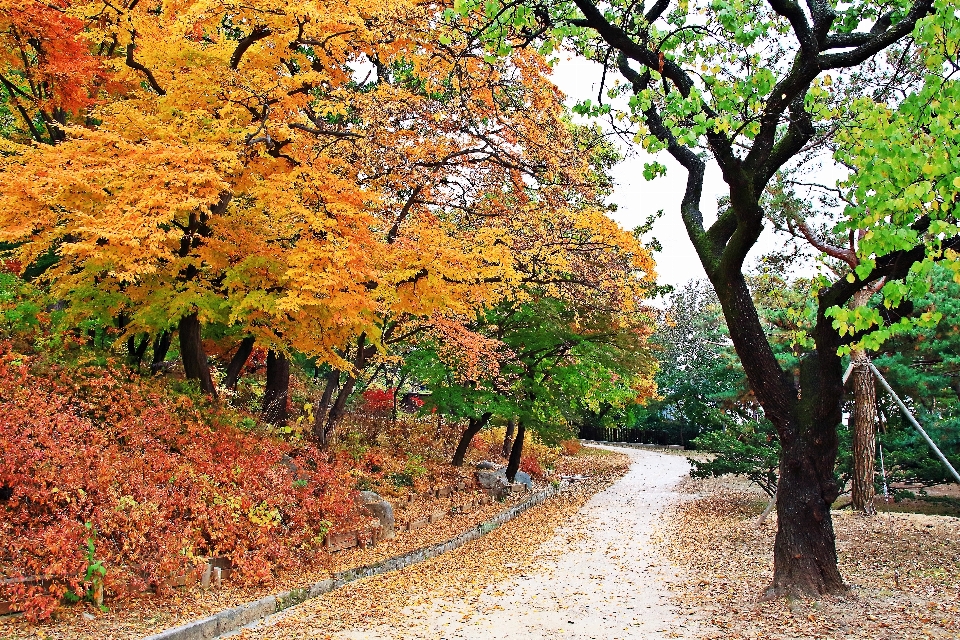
[361, 388, 395, 414]
[519, 454, 544, 478]
[0, 343, 360, 619]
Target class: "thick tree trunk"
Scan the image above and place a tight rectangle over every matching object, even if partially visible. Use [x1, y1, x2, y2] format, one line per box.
[502, 417, 516, 458]
[261, 350, 290, 425]
[152, 331, 172, 370]
[714, 274, 845, 597]
[850, 349, 877, 515]
[767, 353, 845, 597]
[223, 336, 255, 390]
[178, 313, 217, 398]
[452, 413, 492, 466]
[505, 420, 526, 483]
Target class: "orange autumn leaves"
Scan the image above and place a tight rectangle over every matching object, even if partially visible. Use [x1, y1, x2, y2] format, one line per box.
[0, 0, 656, 372]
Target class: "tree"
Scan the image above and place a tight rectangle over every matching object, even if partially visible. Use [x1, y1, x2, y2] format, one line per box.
[872, 263, 960, 487]
[762, 180, 891, 514]
[410, 289, 658, 472]
[631, 280, 743, 445]
[0, 0, 634, 431]
[454, 0, 960, 595]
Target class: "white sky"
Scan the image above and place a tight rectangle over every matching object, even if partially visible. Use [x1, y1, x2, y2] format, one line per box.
[549, 55, 802, 292]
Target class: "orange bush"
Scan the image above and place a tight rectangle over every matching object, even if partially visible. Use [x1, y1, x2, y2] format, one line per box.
[0, 343, 360, 619]
[561, 439, 582, 456]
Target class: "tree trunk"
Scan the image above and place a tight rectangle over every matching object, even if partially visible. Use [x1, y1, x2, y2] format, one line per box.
[767, 352, 845, 598]
[850, 348, 877, 515]
[848, 287, 878, 515]
[128, 334, 149, 368]
[452, 413, 492, 466]
[261, 350, 290, 425]
[502, 417, 515, 458]
[313, 369, 340, 444]
[223, 336, 255, 390]
[151, 330, 172, 371]
[178, 313, 217, 398]
[505, 420, 526, 483]
[714, 274, 845, 597]
[323, 374, 357, 441]
[321, 334, 375, 443]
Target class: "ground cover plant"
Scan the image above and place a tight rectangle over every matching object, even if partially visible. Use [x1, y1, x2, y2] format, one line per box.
[0, 341, 360, 619]
[0, 331, 577, 621]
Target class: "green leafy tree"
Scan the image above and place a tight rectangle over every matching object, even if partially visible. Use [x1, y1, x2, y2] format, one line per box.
[630, 280, 743, 445]
[873, 264, 960, 486]
[410, 294, 657, 474]
[451, 0, 960, 596]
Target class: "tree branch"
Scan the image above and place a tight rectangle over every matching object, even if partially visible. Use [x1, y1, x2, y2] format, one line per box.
[125, 35, 166, 96]
[230, 26, 272, 69]
[818, 0, 934, 70]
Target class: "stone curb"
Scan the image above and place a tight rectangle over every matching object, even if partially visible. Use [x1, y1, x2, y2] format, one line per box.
[580, 439, 684, 451]
[142, 483, 561, 640]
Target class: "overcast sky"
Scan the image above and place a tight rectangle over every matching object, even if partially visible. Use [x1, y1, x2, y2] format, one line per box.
[549, 55, 810, 294]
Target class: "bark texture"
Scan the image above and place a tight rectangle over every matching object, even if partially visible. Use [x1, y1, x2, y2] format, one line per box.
[178, 312, 217, 397]
[261, 350, 290, 425]
[313, 369, 340, 444]
[767, 352, 845, 597]
[452, 413, 492, 466]
[502, 418, 516, 458]
[505, 420, 526, 483]
[716, 274, 846, 597]
[224, 336, 255, 390]
[850, 349, 878, 514]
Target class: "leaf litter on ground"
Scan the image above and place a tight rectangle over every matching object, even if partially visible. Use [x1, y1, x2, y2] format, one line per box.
[0, 449, 630, 640]
[665, 476, 960, 640]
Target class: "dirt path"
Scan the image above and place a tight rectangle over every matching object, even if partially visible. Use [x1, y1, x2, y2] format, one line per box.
[248, 446, 696, 640]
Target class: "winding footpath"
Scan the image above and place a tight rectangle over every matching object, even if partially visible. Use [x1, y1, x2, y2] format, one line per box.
[246, 446, 696, 640]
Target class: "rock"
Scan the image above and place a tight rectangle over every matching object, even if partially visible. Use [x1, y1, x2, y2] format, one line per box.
[476, 468, 532, 491]
[512, 470, 533, 490]
[475, 461, 499, 470]
[476, 469, 510, 490]
[358, 491, 395, 540]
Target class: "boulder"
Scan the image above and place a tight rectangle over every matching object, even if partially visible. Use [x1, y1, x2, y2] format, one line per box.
[358, 491, 395, 540]
[476, 470, 510, 490]
[476, 468, 533, 491]
[512, 470, 533, 490]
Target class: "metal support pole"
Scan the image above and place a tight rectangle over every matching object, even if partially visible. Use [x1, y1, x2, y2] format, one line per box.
[868, 361, 960, 484]
[878, 439, 889, 500]
[842, 361, 854, 385]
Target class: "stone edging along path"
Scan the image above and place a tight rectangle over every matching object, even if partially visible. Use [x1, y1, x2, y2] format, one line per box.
[143, 483, 562, 640]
